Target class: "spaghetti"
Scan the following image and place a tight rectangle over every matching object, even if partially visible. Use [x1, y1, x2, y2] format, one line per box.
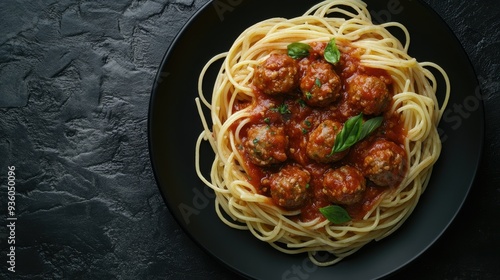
[195, 0, 449, 266]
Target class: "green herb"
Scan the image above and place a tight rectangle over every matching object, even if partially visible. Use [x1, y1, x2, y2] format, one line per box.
[315, 78, 322, 88]
[319, 205, 351, 224]
[297, 99, 306, 107]
[305, 92, 313, 100]
[301, 128, 308, 134]
[287, 42, 311, 59]
[264, 117, 270, 124]
[271, 103, 291, 115]
[331, 113, 363, 153]
[359, 116, 384, 140]
[324, 38, 341, 64]
[304, 120, 311, 127]
[329, 113, 383, 154]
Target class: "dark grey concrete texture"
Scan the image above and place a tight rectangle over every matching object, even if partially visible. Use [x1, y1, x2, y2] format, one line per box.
[0, 0, 498, 279]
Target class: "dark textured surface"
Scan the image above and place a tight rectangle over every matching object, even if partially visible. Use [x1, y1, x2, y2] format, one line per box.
[0, 0, 498, 279]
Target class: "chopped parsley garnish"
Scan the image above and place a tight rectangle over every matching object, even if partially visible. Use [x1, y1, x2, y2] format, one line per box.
[297, 99, 306, 107]
[271, 103, 291, 115]
[315, 78, 322, 88]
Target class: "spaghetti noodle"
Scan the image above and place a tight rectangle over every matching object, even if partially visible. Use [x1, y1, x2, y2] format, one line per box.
[195, 0, 449, 266]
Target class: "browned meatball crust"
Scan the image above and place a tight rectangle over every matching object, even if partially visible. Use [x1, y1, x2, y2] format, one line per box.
[300, 60, 342, 107]
[253, 53, 299, 95]
[306, 120, 348, 163]
[244, 124, 288, 166]
[345, 74, 390, 115]
[322, 166, 366, 205]
[269, 164, 311, 209]
[361, 139, 406, 187]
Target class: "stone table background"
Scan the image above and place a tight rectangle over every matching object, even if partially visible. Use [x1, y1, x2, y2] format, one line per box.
[0, 0, 499, 279]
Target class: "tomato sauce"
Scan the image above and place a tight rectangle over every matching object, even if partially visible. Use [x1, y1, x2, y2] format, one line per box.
[232, 40, 407, 222]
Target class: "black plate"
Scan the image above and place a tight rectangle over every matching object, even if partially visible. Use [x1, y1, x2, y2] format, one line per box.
[148, 0, 484, 279]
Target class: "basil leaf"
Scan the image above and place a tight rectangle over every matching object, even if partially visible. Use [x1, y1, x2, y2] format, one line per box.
[330, 113, 384, 155]
[287, 42, 311, 59]
[319, 205, 351, 224]
[332, 113, 363, 153]
[324, 38, 341, 64]
[359, 116, 383, 140]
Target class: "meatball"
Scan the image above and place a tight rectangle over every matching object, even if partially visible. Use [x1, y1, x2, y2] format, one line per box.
[306, 120, 348, 163]
[300, 60, 342, 107]
[269, 164, 311, 209]
[253, 53, 299, 95]
[244, 124, 288, 166]
[345, 74, 390, 115]
[361, 139, 407, 187]
[322, 166, 366, 205]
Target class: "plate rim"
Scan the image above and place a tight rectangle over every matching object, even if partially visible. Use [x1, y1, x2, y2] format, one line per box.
[147, 0, 485, 279]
